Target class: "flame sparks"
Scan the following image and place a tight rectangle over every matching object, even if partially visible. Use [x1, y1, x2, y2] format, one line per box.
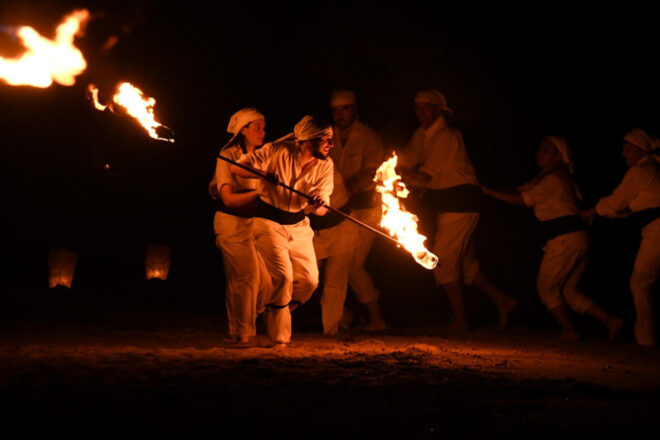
[0, 10, 89, 88]
[88, 82, 175, 143]
[375, 153, 438, 270]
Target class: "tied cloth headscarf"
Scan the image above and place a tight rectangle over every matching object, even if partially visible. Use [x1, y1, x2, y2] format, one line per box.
[414, 89, 453, 115]
[624, 128, 660, 160]
[221, 107, 265, 150]
[543, 135, 582, 200]
[275, 115, 333, 143]
[546, 136, 574, 174]
[330, 89, 357, 108]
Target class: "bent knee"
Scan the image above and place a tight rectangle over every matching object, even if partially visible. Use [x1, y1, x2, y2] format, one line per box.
[563, 290, 593, 314]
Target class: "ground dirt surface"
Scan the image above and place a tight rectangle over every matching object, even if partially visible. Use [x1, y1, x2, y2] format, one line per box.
[2, 308, 660, 438]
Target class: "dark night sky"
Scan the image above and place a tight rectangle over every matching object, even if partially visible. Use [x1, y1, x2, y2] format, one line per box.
[1, 1, 658, 315]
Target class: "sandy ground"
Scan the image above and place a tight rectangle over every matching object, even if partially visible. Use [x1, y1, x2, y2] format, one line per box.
[2, 311, 660, 437]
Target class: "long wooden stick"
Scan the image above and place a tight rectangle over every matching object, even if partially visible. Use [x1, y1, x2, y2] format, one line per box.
[217, 154, 402, 246]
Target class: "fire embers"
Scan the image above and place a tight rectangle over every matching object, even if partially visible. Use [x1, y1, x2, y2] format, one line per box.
[87, 82, 175, 143]
[0, 10, 89, 88]
[375, 154, 438, 270]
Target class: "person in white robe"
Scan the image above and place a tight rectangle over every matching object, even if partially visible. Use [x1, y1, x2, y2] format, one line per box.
[582, 128, 660, 346]
[209, 108, 272, 345]
[329, 89, 387, 331]
[310, 168, 360, 335]
[231, 115, 334, 346]
[483, 136, 624, 341]
[399, 89, 517, 334]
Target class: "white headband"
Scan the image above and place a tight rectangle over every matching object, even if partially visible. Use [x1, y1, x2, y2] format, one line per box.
[546, 136, 574, 174]
[624, 128, 660, 153]
[414, 89, 453, 115]
[226, 108, 264, 135]
[293, 115, 333, 141]
[220, 107, 264, 151]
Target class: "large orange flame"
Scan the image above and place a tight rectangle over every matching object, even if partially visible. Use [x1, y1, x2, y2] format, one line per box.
[88, 82, 175, 143]
[375, 153, 438, 269]
[0, 10, 89, 88]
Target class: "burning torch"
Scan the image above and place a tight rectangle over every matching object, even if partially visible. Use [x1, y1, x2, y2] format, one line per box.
[218, 153, 438, 270]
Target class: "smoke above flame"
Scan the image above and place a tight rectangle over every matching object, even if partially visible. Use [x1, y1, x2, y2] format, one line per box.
[88, 82, 175, 143]
[375, 153, 438, 270]
[0, 9, 89, 88]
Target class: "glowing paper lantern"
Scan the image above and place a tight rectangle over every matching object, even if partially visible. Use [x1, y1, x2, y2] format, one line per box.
[145, 243, 172, 280]
[48, 248, 78, 288]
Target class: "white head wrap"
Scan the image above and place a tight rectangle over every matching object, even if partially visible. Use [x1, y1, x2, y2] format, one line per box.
[623, 128, 660, 155]
[543, 136, 582, 199]
[414, 89, 453, 115]
[330, 89, 357, 107]
[221, 107, 264, 150]
[546, 136, 574, 174]
[272, 116, 334, 145]
[227, 108, 264, 134]
[293, 115, 333, 141]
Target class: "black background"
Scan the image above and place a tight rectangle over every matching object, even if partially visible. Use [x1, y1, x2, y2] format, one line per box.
[1, 1, 658, 333]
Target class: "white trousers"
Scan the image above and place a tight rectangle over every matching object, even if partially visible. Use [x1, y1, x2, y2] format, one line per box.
[348, 207, 381, 304]
[432, 212, 480, 285]
[537, 230, 595, 314]
[214, 212, 271, 338]
[253, 217, 319, 344]
[631, 220, 660, 345]
[313, 219, 359, 335]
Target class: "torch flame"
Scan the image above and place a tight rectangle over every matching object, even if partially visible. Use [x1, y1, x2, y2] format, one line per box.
[0, 10, 89, 88]
[88, 82, 175, 143]
[375, 153, 438, 270]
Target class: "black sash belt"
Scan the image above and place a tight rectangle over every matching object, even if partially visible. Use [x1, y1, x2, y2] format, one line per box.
[252, 198, 305, 225]
[217, 197, 305, 224]
[539, 215, 587, 241]
[309, 203, 352, 231]
[629, 207, 660, 231]
[216, 197, 261, 218]
[423, 184, 483, 213]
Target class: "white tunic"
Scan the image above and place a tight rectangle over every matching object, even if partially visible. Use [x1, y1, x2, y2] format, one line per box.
[331, 120, 384, 303]
[401, 117, 478, 189]
[596, 155, 660, 237]
[238, 141, 334, 212]
[519, 171, 581, 221]
[331, 120, 384, 185]
[212, 145, 258, 235]
[211, 145, 269, 338]
[401, 116, 480, 285]
[596, 154, 660, 345]
[519, 170, 595, 314]
[312, 170, 359, 335]
[237, 141, 334, 344]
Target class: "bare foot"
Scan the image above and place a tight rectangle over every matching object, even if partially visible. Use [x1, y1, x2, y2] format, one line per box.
[606, 317, 624, 342]
[497, 297, 518, 331]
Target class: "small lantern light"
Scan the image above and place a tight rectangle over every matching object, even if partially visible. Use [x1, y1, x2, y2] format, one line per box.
[145, 243, 172, 280]
[48, 248, 79, 288]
